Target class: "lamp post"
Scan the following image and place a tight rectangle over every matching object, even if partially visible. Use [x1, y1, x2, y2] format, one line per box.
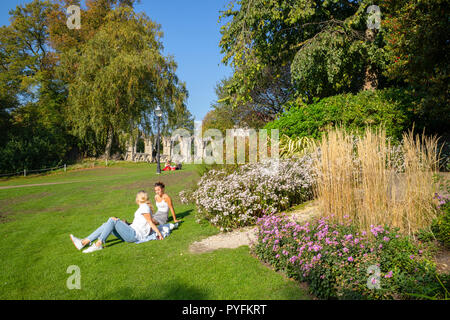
[155, 106, 163, 174]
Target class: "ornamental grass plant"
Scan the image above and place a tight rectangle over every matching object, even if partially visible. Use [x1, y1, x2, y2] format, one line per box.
[312, 127, 441, 236]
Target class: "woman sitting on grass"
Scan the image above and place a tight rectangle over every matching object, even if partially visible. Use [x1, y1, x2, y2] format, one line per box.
[152, 181, 180, 226]
[70, 190, 164, 253]
[162, 159, 176, 171]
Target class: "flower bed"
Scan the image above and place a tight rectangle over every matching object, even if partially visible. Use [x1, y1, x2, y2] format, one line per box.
[254, 214, 449, 299]
[179, 157, 315, 231]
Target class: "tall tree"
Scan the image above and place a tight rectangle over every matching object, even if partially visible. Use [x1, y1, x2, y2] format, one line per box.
[219, 1, 391, 106]
[59, 7, 190, 159]
[0, 0, 74, 172]
[380, 0, 449, 132]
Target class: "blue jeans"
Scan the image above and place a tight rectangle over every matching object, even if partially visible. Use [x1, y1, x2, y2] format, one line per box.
[86, 218, 138, 244]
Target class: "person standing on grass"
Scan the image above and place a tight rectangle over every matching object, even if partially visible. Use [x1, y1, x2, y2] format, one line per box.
[70, 190, 164, 253]
[152, 181, 180, 226]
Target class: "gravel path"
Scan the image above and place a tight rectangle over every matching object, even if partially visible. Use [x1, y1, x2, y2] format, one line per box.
[189, 202, 319, 254]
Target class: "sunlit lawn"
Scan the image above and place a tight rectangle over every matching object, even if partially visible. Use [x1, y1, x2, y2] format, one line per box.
[0, 163, 310, 299]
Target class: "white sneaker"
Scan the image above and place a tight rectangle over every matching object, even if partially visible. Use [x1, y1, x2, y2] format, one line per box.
[70, 234, 86, 250]
[168, 223, 179, 231]
[82, 243, 103, 253]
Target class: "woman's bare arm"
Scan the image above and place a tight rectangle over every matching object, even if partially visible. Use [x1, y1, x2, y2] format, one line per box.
[143, 213, 163, 240]
[164, 195, 179, 223]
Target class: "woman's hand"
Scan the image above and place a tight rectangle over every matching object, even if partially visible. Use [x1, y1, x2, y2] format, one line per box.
[157, 232, 164, 240]
[111, 217, 119, 221]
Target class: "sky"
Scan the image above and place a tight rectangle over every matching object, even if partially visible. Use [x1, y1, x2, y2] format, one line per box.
[0, 0, 234, 122]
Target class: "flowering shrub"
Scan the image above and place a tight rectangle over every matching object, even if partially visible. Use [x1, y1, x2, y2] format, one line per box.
[254, 214, 448, 299]
[431, 194, 450, 248]
[179, 156, 314, 231]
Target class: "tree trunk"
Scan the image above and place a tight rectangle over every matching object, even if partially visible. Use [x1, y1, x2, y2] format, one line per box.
[105, 127, 114, 161]
[363, 28, 378, 91]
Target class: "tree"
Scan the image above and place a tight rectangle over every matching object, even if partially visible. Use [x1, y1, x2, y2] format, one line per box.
[203, 77, 269, 135]
[219, 0, 369, 106]
[380, 0, 449, 133]
[59, 7, 190, 159]
[0, 0, 74, 172]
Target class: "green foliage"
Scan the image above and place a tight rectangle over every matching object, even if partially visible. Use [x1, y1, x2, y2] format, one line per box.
[264, 88, 412, 140]
[291, 29, 369, 98]
[380, 0, 449, 134]
[0, 101, 73, 173]
[218, 0, 365, 106]
[431, 202, 450, 248]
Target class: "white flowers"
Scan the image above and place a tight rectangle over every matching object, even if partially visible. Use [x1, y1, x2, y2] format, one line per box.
[182, 156, 315, 231]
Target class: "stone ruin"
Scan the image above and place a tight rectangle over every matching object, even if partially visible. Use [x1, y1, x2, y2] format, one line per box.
[124, 132, 211, 164]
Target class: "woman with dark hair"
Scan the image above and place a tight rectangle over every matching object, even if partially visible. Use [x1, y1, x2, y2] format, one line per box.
[152, 181, 180, 225]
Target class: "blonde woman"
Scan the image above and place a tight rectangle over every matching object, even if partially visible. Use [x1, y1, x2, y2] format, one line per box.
[70, 190, 164, 253]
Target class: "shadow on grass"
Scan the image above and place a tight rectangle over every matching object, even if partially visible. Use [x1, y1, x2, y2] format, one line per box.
[101, 281, 209, 299]
[170, 209, 192, 220]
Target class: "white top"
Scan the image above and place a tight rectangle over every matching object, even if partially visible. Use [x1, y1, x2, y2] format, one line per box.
[130, 203, 152, 241]
[155, 199, 169, 213]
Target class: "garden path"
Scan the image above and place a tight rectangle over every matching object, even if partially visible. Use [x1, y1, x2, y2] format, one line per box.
[189, 202, 320, 254]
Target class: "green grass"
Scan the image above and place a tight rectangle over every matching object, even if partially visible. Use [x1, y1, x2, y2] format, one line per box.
[0, 163, 311, 299]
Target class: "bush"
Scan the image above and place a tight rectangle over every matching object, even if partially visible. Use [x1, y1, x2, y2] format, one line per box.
[254, 214, 448, 299]
[431, 198, 450, 248]
[264, 88, 414, 140]
[179, 157, 315, 231]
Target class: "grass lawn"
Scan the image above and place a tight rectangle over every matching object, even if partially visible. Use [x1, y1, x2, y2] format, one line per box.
[0, 163, 310, 299]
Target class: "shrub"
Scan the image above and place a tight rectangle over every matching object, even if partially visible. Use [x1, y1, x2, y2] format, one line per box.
[179, 157, 315, 231]
[264, 88, 414, 140]
[254, 214, 448, 299]
[431, 197, 450, 248]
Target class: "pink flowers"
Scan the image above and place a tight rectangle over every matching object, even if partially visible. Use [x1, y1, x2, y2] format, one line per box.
[289, 256, 298, 264]
[255, 212, 433, 300]
[370, 225, 385, 237]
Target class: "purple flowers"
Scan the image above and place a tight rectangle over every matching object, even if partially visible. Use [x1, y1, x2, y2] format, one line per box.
[370, 225, 385, 237]
[434, 193, 449, 209]
[255, 212, 433, 300]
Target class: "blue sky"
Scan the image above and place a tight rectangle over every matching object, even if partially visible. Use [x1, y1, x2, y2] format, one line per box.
[0, 0, 234, 122]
